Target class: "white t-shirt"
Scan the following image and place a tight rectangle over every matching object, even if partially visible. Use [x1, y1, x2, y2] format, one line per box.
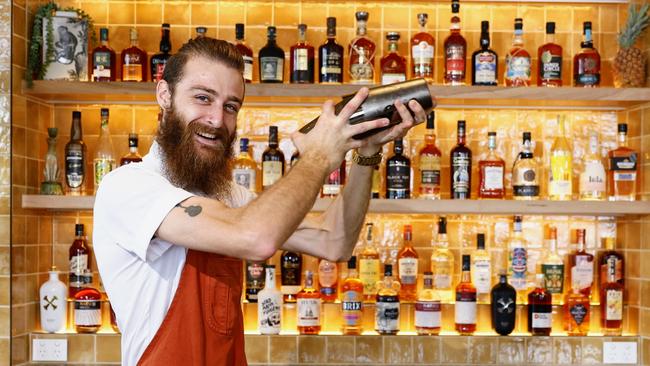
[93, 142, 255, 366]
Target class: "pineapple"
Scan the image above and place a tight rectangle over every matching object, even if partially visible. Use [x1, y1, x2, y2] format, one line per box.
[614, 3, 650, 87]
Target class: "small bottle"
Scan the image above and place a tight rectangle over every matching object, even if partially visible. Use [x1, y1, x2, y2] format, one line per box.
[258, 265, 282, 335]
[574, 21, 601, 87]
[245, 261, 265, 303]
[579, 132, 606, 200]
[262, 126, 285, 190]
[69, 224, 90, 298]
[568, 229, 594, 298]
[65, 111, 87, 195]
[565, 288, 590, 336]
[478, 131, 505, 199]
[507, 216, 527, 303]
[375, 264, 401, 335]
[386, 139, 411, 199]
[541, 226, 565, 305]
[195, 26, 207, 39]
[297, 271, 322, 335]
[119, 133, 142, 166]
[538, 22, 563, 87]
[341, 256, 364, 335]
[280, 251, 302, 303]
[415, 271, 441, 335]
[491, 272, 516, 336]
[471, 21, 498, 86]
[549, 115, 573, 200]
[600, 258, 624, 336]
[91, 28, 116, 82]
[318, 259, 338, 302]
[504, 18, 531, 87]
[599, 237, 624, 286]
[455, 254, 477, 335]
[150, 23, 172, 82]
[321, 160, 346, 198]
[290, 24, 315, 84]
[349, 11, 376, 84]
[450, 120, 472, 199]
[608, 123, 637, 201]
[528, 274, 552, 336]
[121, 28, 147, 82]
[93, 108, 115, 191]
[444, 0, 466, 85]
[233, 137, 259, 193]
[234, 23, 254, 83]
[472, 233, 492, 304]
[74, 271, 102, 334]
[359, 223, 381, 302]
[411, 13, 435, 82]
[259, 26, 285, 83]
[512, 132, 540, 200]
[397, 224, 419, 302]
[380, 32, 407, 85]
[319, 17, 343, 84]
[418, 111, 442, 199]
[431, 216, 454, 303]
[39, 267, 67, 333]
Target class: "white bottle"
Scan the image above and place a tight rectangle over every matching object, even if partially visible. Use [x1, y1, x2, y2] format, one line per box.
[39, 267, 67, 333]
[258, 264, 282, 334]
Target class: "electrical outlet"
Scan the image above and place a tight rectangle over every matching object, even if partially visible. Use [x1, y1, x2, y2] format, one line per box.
[603, 341, 637, 364]
[32, 339, 68, 362]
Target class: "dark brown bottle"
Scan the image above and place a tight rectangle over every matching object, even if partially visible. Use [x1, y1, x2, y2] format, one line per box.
[259, 26, 285, 83]
[69, 224, 91, 297]
[150, 23, 171, 82]
[450, 120, 472, 199]
[262, 126, 285, 190]
[235, 23, 254, 83]
[65, 111, 87, 194]
[386, 139, 411, 199]
[319, 17, 343, 83]
[280, 251, 302, 303]
[245, 261, 266, 303]
[528, 274, 552, 336]
[290, 24, 315, 83]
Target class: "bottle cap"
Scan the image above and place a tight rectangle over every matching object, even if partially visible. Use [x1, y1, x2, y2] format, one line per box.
[457, 120, 466, 129]
[451, 0, 460, 13]
[514, 18, 523, 30]
[384, 264, 393, 276]
[403, 224, 412, 241]
[266, 26, 277, 38]
[298, 23, 307, 33]
[326, 17, 336, 36]
[426, 111, 435, 130]
[72, 111, 81, 119]
[386, 32, 400, 41]
[546, 22, 556, 34]
[462, 254, 471, 270]
[576, 228, 586, 244]
[476, 233, 485, 250]
[488, 131, 496, 137]
[438, 216, 447, 234]
[162, 23, 170, 30]
[481, 20, 489, 32]
[99, 28, 109, 41]
[355, 11, 369, 22]
[347, 256, 357, 269]
[235, 23, 245, 39]
[417, 13, 428, 27]
[239, 137, 249, 152]
[264, 264, 276, 269]
[423, 271, 433, 276]
[618, 123, 628, 133]
[75, 223, 84, 236]
[196, 26, 207, 36]
[583, 21, 592, 32]
[128, 133, 139, 148]
[269, 125, 278, 140]
[47, 127, 58, 138]
[100, 108, 109, 118]
[393, 138, 403, 151]
[523, 131, 531, 141]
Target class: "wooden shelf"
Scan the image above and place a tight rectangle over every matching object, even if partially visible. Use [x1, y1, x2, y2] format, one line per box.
[22, 194, 650, 216]
[23, 81, 650, 110]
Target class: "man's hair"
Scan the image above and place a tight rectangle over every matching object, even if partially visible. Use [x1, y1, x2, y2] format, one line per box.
[162, 37, 244, 93]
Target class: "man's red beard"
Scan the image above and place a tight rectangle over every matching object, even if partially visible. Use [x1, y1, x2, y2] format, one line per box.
[156, 105, 236, 199]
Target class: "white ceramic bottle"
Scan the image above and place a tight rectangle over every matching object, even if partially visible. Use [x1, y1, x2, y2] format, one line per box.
[258, 265, 282, 334]
[39, 267, 68, 333]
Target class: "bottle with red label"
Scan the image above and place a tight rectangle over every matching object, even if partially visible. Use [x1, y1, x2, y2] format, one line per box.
[69, 224, 91, 298]
[444, 0, 466, 85]
[471, 21, 498, 86]
[574, 21, 601, 87]
[150, 23, 171, 82]
[455, 255, 477, 335]
[318, 259, 338, 302]
[504, 18, 531, 86]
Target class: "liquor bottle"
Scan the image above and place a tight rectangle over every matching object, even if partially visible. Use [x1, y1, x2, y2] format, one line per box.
[512, 132, 539, 200]
[504, 18, 531, 87]
[527, 274, 552, 336]
[259, 26, 285, 83]
[455, 254, 477, 335]
[397, 224, 419, 302]
[359, 223, 381, 302]
[472, 233, 492, 304]
[322, 160, 346, 198]
[538, 22, 563, 87]
[258, 265, 282, 335]
[195, 26, 207, 39]
[341, 256, 364, 335]
[318, 259, 338, 302]
[349, 11, 375, 84]
[579, 131, 606, 200]
[297, 271, 322, 335]
[599, 237, 624, 286]
[549, 115, 573, 200]
[119, 134, 142, 166]
[93, 108, 115, 191]
[471, 21, 498, 86]
[608, 123, 637, 201]
[233, 138, 259, 193]
[121, 28, 147, 82]
[74, 272, 102, 334]
[290, 24, 315, 84]
[507, 216, 528, 303]
[431, 216, 455, 302]
[319, 17, 343, 83]
[443, 0, 466, 85]
[150, 23, 171, 82]
[574, 21, 601, 87]
[450, 120, 471, 199]
[65, 111, 86, 194]
[245, 261, 265, 303]
[568, 229, 594, 298]
[600, 258, 624, 336]
[280, 251, 302, 303]
[478, 131, 505, 199]
[235, 23, 254, 83]
[69, 224, 90, 297]
[541, 226, 565, 305]
[262, 126, 285, 190]
[565, 288, 590, 335]
[415, 271, 441, 335]
[39, 267, 67, 333]
[91, 28, 116, 82]
[418, 111, 441, 199]
[380, 32, 406, 85]
[491, 272, 516, 335]
[386, 139, 411, 199]
[411, 13, 435, 81]
[375, 264, 401, 335]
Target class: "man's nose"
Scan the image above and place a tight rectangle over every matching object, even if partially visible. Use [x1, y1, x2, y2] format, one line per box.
[205, 106, 224, 128]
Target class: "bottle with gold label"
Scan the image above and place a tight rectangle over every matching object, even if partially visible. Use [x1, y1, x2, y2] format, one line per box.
[549, 115, 573, 200]
[358, 223, 381, 302]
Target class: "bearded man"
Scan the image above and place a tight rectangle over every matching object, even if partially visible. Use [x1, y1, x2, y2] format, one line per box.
[94, 37, 427, 366]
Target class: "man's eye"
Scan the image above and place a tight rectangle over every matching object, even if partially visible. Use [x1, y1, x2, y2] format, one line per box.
[225, 104, 240, 113]
[195, 95, 210, 103]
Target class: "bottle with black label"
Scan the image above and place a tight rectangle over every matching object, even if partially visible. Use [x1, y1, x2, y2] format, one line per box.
[450, 120, 472, 199]
[65, 111, 87, 194]
[375, 264, 401, 335]
[245, 261, 266, 303]
[259, 26, 285, 83]
[538, 21, 562, 87]
[471, 21, 498, 86]
[280, 251, 302, 303]
[491, 272, 516, 335]
[386, 139, 411, 199]
[512, 132, 540, 199]
[319, 17, 343, 83]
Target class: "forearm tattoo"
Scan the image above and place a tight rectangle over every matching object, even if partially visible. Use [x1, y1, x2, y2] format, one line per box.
[176, 203, 202, 217]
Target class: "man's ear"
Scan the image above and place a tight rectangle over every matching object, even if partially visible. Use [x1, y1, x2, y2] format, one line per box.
[156, 80, 172, 110]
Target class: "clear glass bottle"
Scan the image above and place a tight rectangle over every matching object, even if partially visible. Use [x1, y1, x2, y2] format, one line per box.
[233, 137, 259, 193]
[258, 265, 282, 335]
[380, 32, 406, 85]
[349, 11, 375, 84]
[359, 223, 381, 302]
[341, 256, 364, 335]
[507, 216, 528, 303]
[512, 132, 539, 200]
[297, 270, 321, 335]
[375, 264, 401, 335]
[455, 254, 477, 335]
[235, 23, 254, 83]
[397, 224, 419, 302]
[411, 13, 435, 82]
[415, 271, 441, 335]
[541, 226, 565, 305]
[418, 111, 442, 199]
[504, 18, 531, 87]
[549, 115, 573, 200]
[290, 24, 315, 84]
[478, 131, 505, 199]
[608, 123, 637, 201]
[579, 132, 606, 200]
[443, 0, 466, 85]
[431, 216, 454, 303]
[94, 108, 115, 192]
[119, 133, 142, 166]
[472, 233, 492, 304]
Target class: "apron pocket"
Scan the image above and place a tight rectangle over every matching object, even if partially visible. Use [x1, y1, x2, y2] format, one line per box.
[205, 278, 236, 336]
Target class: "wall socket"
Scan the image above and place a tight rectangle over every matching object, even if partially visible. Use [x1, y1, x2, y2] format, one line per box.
[603, 341, 637, 364]
[32, 339, 68, 362]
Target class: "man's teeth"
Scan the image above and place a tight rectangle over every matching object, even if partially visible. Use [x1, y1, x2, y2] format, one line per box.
[197, 132, 217, 140]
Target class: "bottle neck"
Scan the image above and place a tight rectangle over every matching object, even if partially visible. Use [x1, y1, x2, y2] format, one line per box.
[347, 267, 358, 279]
[461, 269, 471, 283]
[424, 130, 437, 145]
[588, 135, 599, 155]
[583, 28, 593, 47]
[488, 135, 496, 151]
[618, 132, 628, 147]
[480, 32, 490, 49]
[356, 21, 367, 36]
[546, 32, 556, 44]
[265, 269, 276, 288]
[130, 38, 139, 47]
[388, 41, 398, 53]
[499, 275, 507, 284]
[513, 30, 524, 47]
[423, 276, 433, 289]
[437, 233, 448, 247]
[71, 119, 82, 140]
[267, 37, 277, 46]
[457, 131, 466, 145]
[450, 15, 461, 32]
[298, 31, 306, 44]
[130, 146, 138, 154]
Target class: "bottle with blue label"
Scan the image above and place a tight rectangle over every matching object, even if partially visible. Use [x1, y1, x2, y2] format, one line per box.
[507, 215, 528, 304]
[472, 21, 498, 86]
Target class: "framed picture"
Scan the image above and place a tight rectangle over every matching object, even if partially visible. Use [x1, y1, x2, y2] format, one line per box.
[42, 11, 88, 81]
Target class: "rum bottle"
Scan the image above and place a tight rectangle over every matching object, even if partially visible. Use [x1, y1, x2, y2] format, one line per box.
[290, 24, 315, 84]
[386, 139, 411, 199]
[69, 224, 90, 297]
[93, 108, 115, 191]
[528, 274, 552, 336]
[600, 258, 624, 336]
[375, 264, 401, 335]
[258, 265, 282, 334]
[411, 13, 435, 81]
[415, 271, 441, 335]
[318, 259, 338, 302]
[259, 26, 285, 83]
[235, 23, 254, 83]
[504, 18, 531, 86]
[262, 126, 285, 190]
[119, 134, 142, 166]
[349, 11, 375, 84]
[538, 22, 563, 87]
[359, 223, 381, 302]
[599, 237, 624, 286]
[150, 23, 171, 82]
[542, 226, 565, 305]
[418, 111, 441, 199]
[549, 115, 573, 200]
[319, 17, 343, 83]
[579, 131, 606, 200]
[574, 21, 601, 87]
[608, 123, 637, 201]
[380, 32, 406, 85]
[431, 216, 454, 302]
[297, 271, 322, 335]
[471, 21, 498, 86]
[478, 131, 505, 199]
[120, 28, 147, 82]
[321, 160, 346, 198]
[507, 216, 528, 303]
[512, 132, 539, 199]
[233, 138, 259, 193]
[341, 256, 364, 335]
[472, 233, 492, 304]
[451, 120, 471, 199]
[91, 28, 116, 82]
[65, 111, 86, 194]
[491, 272, 516, 335]
[73, 273, 102, 334]
[245, 261, 265, 303]
[565, 289, 590, 335]
[280, 251, 302, 303]
[443, 0, 467, 85]
[455, 254, 477, 335]
[397, 224, 419, 302]
[568, 229, 594, 298]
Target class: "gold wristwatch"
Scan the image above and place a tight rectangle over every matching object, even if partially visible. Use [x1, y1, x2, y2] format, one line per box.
[352, 149, 383, 166]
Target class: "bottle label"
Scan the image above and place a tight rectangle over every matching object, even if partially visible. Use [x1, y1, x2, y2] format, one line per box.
[415, 300, 441, 328]
[605, 289, 623, 320]
[297, 298, 321, 326]
[483, 166, 504, 190]
[550, 155, 572, 196]
[259, 295, 282, 333]
[322, 50, 342, 76]
[74, 299, 101, 327]
[472, 259, 492, 294]
[359, 259, 380, 296]
[531, 312, 552, 328]
[579, 161, 606, 194]
[318, 262, 338, 288]
[246, 262, 265, 286]
[513, 165, 538, 197]
[419, 155, 441, 185]
[569, 303, 588, 325]
[542, 264, 564, 294]
[122, 64, 142, 81]
[474, 52, 497, 83]
[386, 160, 410, 196]
[505, 55, 531, 81]
[412, 42, 434, 76]
[398, 258, 418, 285]
[495, 295, 515, 315]
[66, 151, 85, 188]
[577, 57, 600, 85]
[260, 57, 284, 81]
[577, 72, 600, 85]
[342, 290, 363, 326]
[571, 258, 594, 292]
[243, 55, 253, 81]
[509, 247, 527, 290]
[454, 294, 477, 324]
[513, 185, 540, 197]
[445, 45, 465, 76]
[375, 297, 400, 332]
[294, 49, 309, 71]
[433, 274, 451, 289]
[69, 254, 88, 276]
[233, 168, 256, 192]
[94, 158, 114, 187]
[540, 51, 562, 80]
[610, 155, 637, 173]
[452, 154, 470, 194]
[381, 73, 406, 85]
[93, 51, 112, 78]
[600, 256, 623, 284]
[262, 161, 283, 187]
[322, 184, 341, 196]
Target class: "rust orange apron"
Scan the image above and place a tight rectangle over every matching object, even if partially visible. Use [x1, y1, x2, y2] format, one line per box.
[137, 249, 247, 365]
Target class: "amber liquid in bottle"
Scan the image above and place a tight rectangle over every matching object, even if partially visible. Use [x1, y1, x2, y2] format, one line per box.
[91, 28, 116, 82]
[444, 0, 467, 85]
[478, 132, 505, 199]
[568, 229, 594, 298]
[397, 224, 419, 302]
[359, 223, 381, 302]
[121, 28, 147, 82]
[565, 289, 590, 336]
[119, 134, 143, 166]
[290, 24, 315, 84]
[600, 259, 624, 335]
[349, 11, 376, 84]
[455, 255, 477, 335]
[380, 32, 407, 85]
[411, 13, 435, 81]
[608, 123, 637, 201]
[504, 18, 531, 87]
[297, 271, 321, 335]
[235, 23, 254, 83]
[528, 274, 552, 336]
[418, 111, 442, 199]
[341, 256, 364, 335]
[573, 21, 601, 87]
[537, 22, 563, 87]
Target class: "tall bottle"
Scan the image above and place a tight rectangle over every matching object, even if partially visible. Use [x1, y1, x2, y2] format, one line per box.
[491, 272, 516, 335]
[574, 21, 601, 87]
[262, 126, 285, 190]
[455, 254, 477, 335]
[538, 22, 563, 87]
[397, 224, 419, 302]
[541, 226, 565, 305]
[245, 261, 265, 303]
[600, 258, 624, 336]
[259, 26, 285, 83]
[121, 28, 147, 82]
[290, 24, 315, 84]
[258, 265, 282, 335]
[359, 223, 381, 302]
[150, 23, 172, 82]
[318, 259, 338, 302]
[450, 120, 471, 199]
[93, 108, 115, 192]
[443, 0, 466, 85]
[380, 32, 406, 85]
[375, 264, 401, 335]
[233, 137, 259, 193]
[386, 139, 411, 199]
[504, 18, 531, 86]
[472, 233, 492, 304]
[280, 251, 302, 303]
[297, 271, 321, 335]
[39, 267, 67, 333]
[418, 111, 441, 199]
[69, 224, 90, 297]
[471, 21, 498, 86]
[319, 17, 343, 84]
[478, 131, 505, 199]
[549, 115, 573, 200]
[415, 271, 441, 335]
[608, 123, 637, 201]
[411, 13, 435, 81]
[119, 133, 142, 166]
[234, 23, 254, 83]
[91, 28, 116, 82]
[341, 256, 364, 335]
[599, 237, 624, 287]
[431, 217, 454, 302]
[568, 229, 594, 298]
[527, 274, 552, 336]
[579, 131, 606, 200]
[507, 216, 528, 303]
[512, 132, 540, 200]
[349, 11, 375, 84]
[65, 111, 86, 194]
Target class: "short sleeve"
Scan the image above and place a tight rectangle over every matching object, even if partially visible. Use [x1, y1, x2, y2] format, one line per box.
[94, 164, 194, 262]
